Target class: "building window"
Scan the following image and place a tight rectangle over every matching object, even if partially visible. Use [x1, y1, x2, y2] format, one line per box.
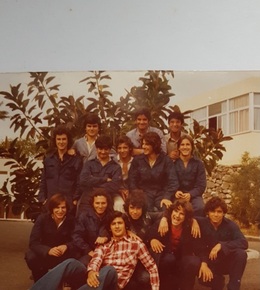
[254, 93, 260, 130]
[208, 101, 227, 134]
[229, 94, 249, 134]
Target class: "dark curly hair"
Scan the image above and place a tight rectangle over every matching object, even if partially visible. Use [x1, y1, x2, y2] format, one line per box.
[116, 135, 134, 154]
[89, 188, 113, 213]
[204, 197, 228, 215]
[95, 135, 113, 149]
[124, 189, 147, 217]
[48, 193, 69, 213]
[142, 131, 162, 154]
[164, 199, 193, 227]
[177, 134, 194, 153]
[51, 125, 73, 149]
[168, 111, 184, 124]
[106, 211, 130, 233]
[134, 107, 151, 121]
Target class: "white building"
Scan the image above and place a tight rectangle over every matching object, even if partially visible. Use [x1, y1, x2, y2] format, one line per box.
[177, 77, 260, 165]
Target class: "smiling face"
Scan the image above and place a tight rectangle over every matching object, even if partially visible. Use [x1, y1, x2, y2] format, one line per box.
[208, 206, 224, 228]
[117, 142, 131, 160]
[171, 205, 186, 229]
[169, 118, 182, 134]
[136, 114, 149, 133]
[142, 139, 154, 156]
[128, 204, 143, 220]
[110, 217, 127, 239]
[55, 134, 68, 152]
[52, 201, 67, 221]
[86, 123, 99, 138]
[97, 147, 110, 161]
[178, 138, 192, 158]
[93, 195, 108, 216]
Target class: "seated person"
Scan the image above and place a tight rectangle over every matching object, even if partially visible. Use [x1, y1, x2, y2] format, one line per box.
[78, 135, 122, 215]
[25, 194, 77, 282]
[30, 211, 160, 290]
[72, 188, 113, 265]
[128, 131, 178, 212]
[148, 200, 202, 290]
[196, 197, 248, 290]
[174, 134, 206, 216]
[124, 189, 163, 242]
[116, 135, 134, 203]
[126, 107, 166, 155]
[124, 189, 164, 290]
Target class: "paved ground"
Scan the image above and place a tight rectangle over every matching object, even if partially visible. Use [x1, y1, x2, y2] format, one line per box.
[0, 220, 259, 290]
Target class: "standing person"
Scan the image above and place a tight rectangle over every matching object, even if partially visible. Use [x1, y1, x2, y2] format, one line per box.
[165, 111, 186, 161]
[196, 197, 248, 290]
[30, 211, 160, 290]
[128, 131, 178, 212]
[116, 135, 134, 202]
[126, 107, 166, 155]
[72, 188, 113, 265]
[25, 194, 77, 282]
[72, 113, 101, 163]
[174, 134, 206, 216]
[78, 135, 122, 214]
[38, 125, 83, 212]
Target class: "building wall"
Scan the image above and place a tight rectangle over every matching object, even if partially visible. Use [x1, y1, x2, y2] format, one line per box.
[177, 77, 260, 165]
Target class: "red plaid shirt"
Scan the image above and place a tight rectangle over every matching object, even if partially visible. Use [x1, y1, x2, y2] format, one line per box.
[87, 235, 159, 290]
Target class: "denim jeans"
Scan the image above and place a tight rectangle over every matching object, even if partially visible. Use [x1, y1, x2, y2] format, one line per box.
[30, 258, 118, 290]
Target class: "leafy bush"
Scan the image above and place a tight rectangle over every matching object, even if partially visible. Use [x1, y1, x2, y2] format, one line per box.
[0, 70, 232, 217]
[230, 152, 260, 227]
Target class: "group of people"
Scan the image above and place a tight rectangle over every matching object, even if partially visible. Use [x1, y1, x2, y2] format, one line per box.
[24, 108, 248, 290]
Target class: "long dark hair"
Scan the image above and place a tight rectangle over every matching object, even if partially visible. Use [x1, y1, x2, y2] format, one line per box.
[164, 199, 193, 227]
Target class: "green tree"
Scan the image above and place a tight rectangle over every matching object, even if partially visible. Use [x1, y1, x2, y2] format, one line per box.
[230, 152, 260, 227]
[0, 71, 232, 217]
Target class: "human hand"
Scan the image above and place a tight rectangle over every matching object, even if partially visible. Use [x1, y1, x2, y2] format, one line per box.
[87, 270, 100, 288]
[48, 246, 63, 257]
[56, 245, 67, 255]
[160, 199, 172, 209]
[127, 230, 142, 241]
[158, 217, 169, 237]
[95, 236, 108, 245]
[191, 218, 201, 238]
[150, 239, 165, 253]
[199, 262, 213, 282]
[169, 149, 179, 160]
[67, 148, 76, 156]
[209, 243, 221, 260]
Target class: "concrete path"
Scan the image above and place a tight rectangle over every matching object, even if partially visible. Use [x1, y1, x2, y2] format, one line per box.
[0, 220, 259, 290]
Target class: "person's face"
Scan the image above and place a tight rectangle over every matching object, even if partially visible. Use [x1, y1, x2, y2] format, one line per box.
[97, 147, 110, 161]
[55, 134, 68, 151]
[142, 139, 154, 156]
[171, 206, 185, 228]
[135, 114, 149, 132]
[179, 138, 192, 157]
[86, 123, 99, 138]
[169, 118, 182, 133]
[207, 206, 224, 228]
[93, 195, 108, 216]
[128, 204, 143, 220]
[117, 143, 131, 159]
[110, 217, 127, 239]
[52, 201, 67, 220]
